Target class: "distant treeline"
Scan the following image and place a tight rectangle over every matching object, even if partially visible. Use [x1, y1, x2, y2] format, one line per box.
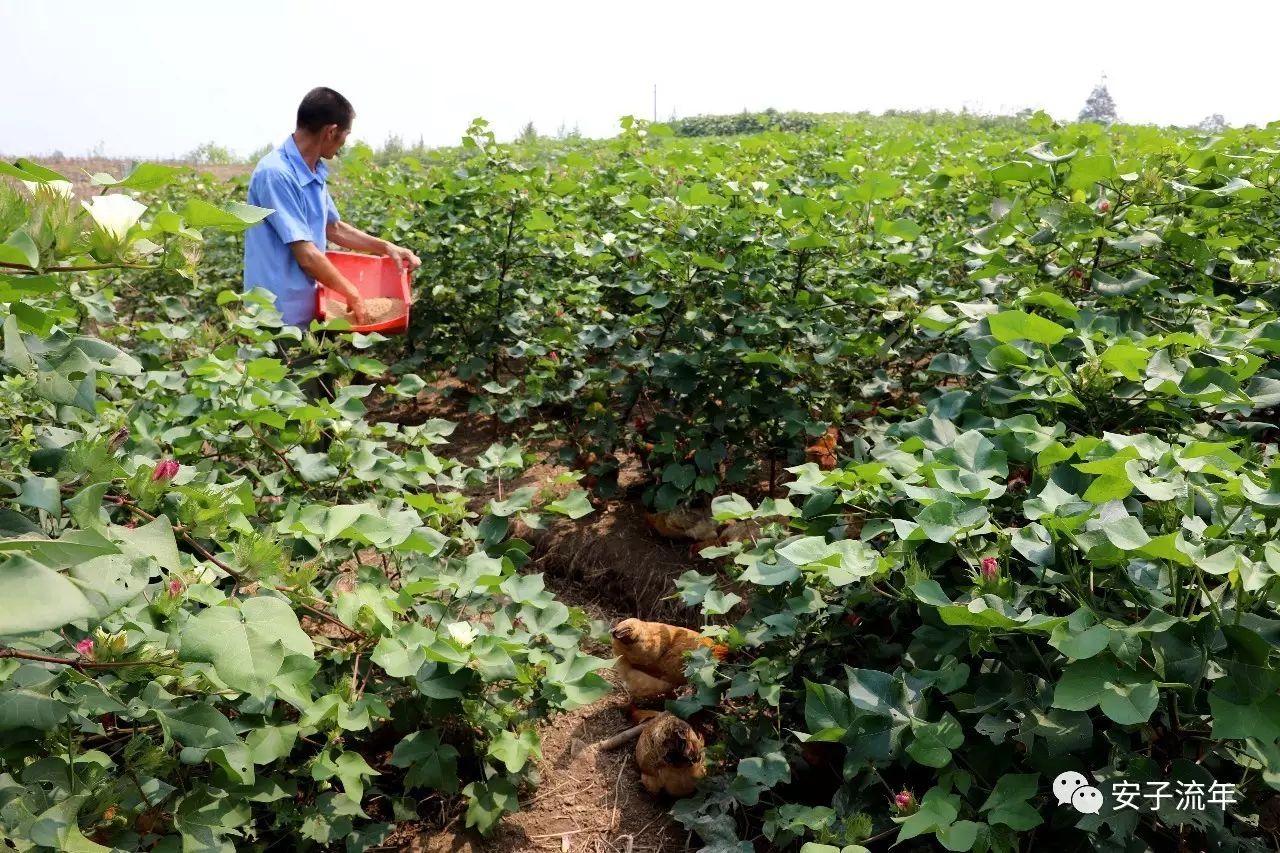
[668, 107, 1035, 137]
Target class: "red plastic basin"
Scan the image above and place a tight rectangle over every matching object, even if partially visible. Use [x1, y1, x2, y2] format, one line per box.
[315, 250, 412, 334]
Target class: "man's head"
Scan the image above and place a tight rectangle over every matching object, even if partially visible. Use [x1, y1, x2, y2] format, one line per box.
[296, 87, 354, 158]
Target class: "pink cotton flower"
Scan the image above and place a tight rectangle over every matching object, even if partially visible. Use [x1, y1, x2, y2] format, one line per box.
[151, 459, 179, 482]
[981, 556, 999, 581]
[75, 638, 94, 657]
[168, 579, 183, 596]
[894, 790, 915, 810]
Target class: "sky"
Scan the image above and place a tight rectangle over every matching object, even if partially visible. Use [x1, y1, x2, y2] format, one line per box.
[2, 0, 1275, 158]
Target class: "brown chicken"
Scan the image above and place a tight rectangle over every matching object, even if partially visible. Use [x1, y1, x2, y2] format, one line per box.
[635, 712, 706, 797]
[611, 618, 728, 703]
[644, 507, 720, 543]
[804, 426, 841, 471]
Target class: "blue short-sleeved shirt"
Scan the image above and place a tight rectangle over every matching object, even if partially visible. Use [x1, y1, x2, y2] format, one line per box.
[243, 135, 340, 327]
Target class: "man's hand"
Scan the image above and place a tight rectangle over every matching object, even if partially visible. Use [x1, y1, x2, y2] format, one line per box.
[347, 294, 370, 325]
[385, 243, 421, 271]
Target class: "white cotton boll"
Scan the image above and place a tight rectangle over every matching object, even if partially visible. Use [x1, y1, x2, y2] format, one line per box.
[23, 180, 74, 200]
[446, 621, 478, 647]
[82, 194, 147, 242]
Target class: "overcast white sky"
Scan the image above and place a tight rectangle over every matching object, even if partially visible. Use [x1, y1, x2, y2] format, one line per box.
[3, 1, 1275, 158]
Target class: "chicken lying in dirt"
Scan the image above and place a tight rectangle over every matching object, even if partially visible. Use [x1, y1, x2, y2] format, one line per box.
[635, 712, 706, 797]
[610, 618, 728, 703]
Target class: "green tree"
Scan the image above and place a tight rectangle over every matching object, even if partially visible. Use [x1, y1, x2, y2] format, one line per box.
[1077, 80, 1118, 124]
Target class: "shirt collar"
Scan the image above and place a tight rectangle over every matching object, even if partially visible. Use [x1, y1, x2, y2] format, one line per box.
[281, 134, 328, 185]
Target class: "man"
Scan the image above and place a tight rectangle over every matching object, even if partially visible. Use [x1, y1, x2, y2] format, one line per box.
[243, 86, 420, 329]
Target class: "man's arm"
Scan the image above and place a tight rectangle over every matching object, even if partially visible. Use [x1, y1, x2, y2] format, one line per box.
[290, 241, 369, 324]
[326, 220, 421, 271]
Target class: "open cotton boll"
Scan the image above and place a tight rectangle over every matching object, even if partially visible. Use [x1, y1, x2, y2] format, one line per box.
[446, 621, 478, 647]
[22, 180, 74, 200]
[82, 194, 147, 242]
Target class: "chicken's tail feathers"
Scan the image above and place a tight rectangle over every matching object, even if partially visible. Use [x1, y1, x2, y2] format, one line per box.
[629, 707, 662, 724]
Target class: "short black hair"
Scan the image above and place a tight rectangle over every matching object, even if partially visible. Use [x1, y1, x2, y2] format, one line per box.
[296, 87, 355, 132]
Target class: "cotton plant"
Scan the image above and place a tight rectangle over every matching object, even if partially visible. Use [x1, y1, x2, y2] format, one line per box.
[82, 192, 149, 260]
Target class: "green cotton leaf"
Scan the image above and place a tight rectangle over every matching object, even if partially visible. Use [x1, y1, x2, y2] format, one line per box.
[804, 679, 855, 736]
[390, 730, 460, 792]
[312, 750, 380, 803]
[371, 634, 426, 679]
[1025, 708, 1093, 756]
[0, 555, 101, 636]
[980, 773, 1043, 831]
[3, 314, 35, 373]
[1101, 343, 1151, 381]
[0, 230, 39, 269]
[1092, 268, 1160, 297]
[937, 598, 1023, 630]
[738, 750, 791, 790]
[984, 344, 1029, 370]
[17, 475, 60, 515]
[164, 703, 238, 749]
[907, 580, 951, 609]
[881, 218, 922, 242]
[0, 687, 70, 731]
[1126, 460, 1183, 502]
[245, 725, 299, 765]
[1024, 142, 1078, 163]
[1, 159, 69, 182]
[285, 449, 341, 483]
[91, 162, 188, 191]
[1022, 289, 1080, 320]
[711, 493, 755, 520]
[499, 573, 552, 606]
[1049, 623, 1113, 660]
[179, 595, 313, 694]
[739, 554, 800, 586]
[1209, 691, 1280, 742]
[28, 795, 111, 852]
[113, 513, 182, 570]
[1097, 681, 1161, 726]
[1076, 455, 1137, 503]
[488, 486, 537, 518]
[543, 651, 613, 709]
[848, 170, 901, 202]
[788, 233, 834, 251]
[462, 778, 520, 835]
[776, 537, 880, 585]
[1100, 516, 1151, 550]
[937, 821, 983, 852]
[66, 553, 151, 616]
[487, 728, 541, 773]
[906, 713, 965, 767]
[1011, 523, 1054, 568]
[0, 530, 119, 568]
[1063, 153, 1117, 189]
[662, 462, 696, 490]
[181, 199, 272, 230]
[1052, 657, 1158, 724]
[987, 311, 1070, 346]
[544, 490, 594, 519]
[246, 357, 288, 382]
[1137, 533, 1193, 567]
[702, 589, 742, 615]
[896, 787, 960, 842]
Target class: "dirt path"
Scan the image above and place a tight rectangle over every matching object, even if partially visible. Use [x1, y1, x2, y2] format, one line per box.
[369, 379, 702, 852]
